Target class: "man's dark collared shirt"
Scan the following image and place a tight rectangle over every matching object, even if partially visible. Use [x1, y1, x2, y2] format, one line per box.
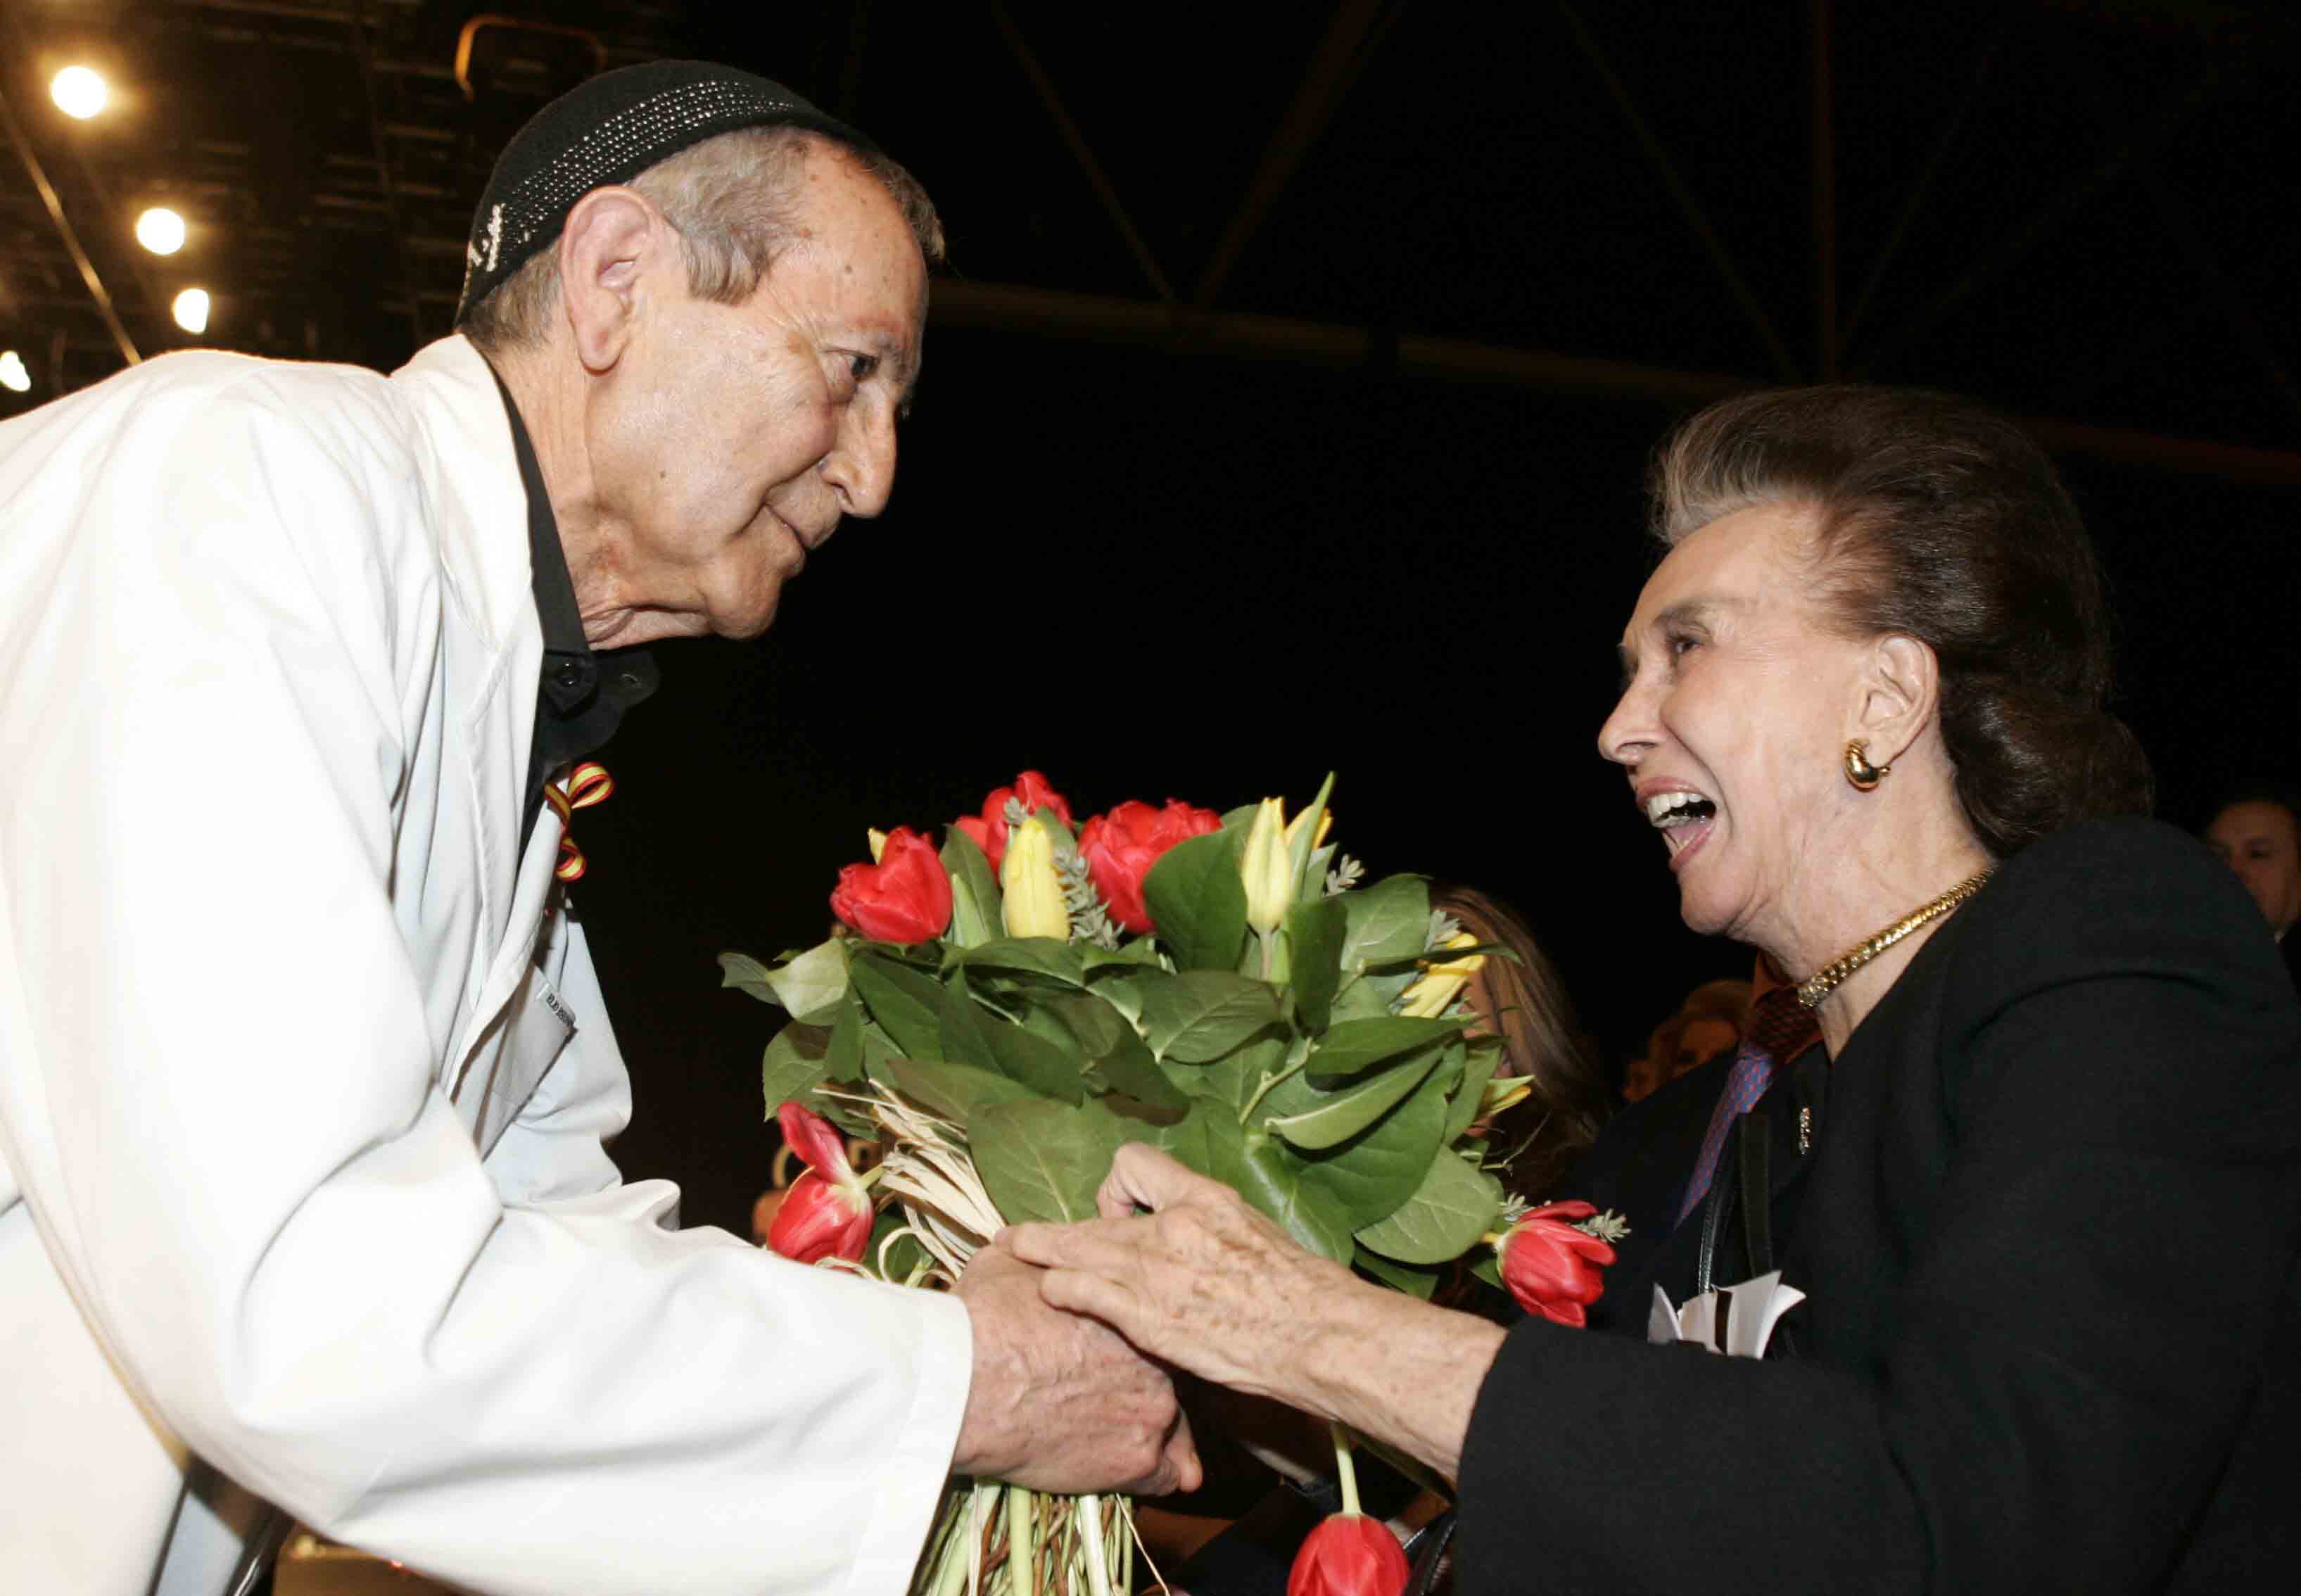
[489, 371, 657, 854]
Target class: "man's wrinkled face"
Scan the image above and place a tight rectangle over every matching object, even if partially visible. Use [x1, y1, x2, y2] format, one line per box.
[2206, 800, 2301, 938]
[586, 143, 925, 643]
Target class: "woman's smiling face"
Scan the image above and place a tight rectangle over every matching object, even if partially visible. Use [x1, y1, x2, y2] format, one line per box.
[1597, 502, 1876, 945]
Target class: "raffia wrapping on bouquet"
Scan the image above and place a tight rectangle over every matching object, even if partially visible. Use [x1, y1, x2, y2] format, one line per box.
[851, 1085, 1141, 1596]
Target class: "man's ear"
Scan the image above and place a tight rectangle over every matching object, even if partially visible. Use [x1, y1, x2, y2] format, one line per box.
[556, 186, 665, 372]
[1855, 633, 1941, 767]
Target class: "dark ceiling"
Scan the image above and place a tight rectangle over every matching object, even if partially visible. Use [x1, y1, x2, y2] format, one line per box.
[5, 0, 2300, 461]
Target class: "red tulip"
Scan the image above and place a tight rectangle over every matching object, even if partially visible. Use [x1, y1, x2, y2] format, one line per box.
[951, 771, 1075, 873]
[766, 1170, 873, 1265]
[765, 1103, 874, 1265]
[829, 825, 952, 944]
[1288, 1512, 1409, 1596]
[1077, 799, 1223, 934]
[1495, 1201, 1616, 1328]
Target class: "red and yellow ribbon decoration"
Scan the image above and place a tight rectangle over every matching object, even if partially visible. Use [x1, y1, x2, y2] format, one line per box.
[542, 761, 615, 881]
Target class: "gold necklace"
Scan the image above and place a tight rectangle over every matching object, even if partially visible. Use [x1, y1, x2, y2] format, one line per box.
[1795, 869, 1994, 1010]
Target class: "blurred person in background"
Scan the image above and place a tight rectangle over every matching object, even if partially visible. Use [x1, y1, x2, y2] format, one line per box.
[1431, 884, 1612, 1198]
[1621, 1048, 1666, 1104]
[1625, 977, 1747, 1105]
[2203, 784, 2300, 992]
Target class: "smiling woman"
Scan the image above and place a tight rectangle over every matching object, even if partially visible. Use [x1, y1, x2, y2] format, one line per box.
[1006, 386, 2301, 1593]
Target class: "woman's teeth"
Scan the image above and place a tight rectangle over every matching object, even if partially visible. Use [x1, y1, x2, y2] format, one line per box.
[1647, 792, 1718, 858]
[1644, 790, 1717, 826]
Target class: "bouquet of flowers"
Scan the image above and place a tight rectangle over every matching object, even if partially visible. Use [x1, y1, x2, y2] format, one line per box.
[723, 773, 1616, 1595]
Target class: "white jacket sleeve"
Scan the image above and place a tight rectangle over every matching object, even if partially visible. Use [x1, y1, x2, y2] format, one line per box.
[0, 373, 970, 1596]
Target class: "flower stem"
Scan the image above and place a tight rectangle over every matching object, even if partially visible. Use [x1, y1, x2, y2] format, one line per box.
[1331, 1421, 1363, 1519]
[1237, 1055, 1309, 1125]
[1076, 1494, 1113, 1596]
[965, 1482, 996, 1596]
[1008, 1488, 1037, 1596]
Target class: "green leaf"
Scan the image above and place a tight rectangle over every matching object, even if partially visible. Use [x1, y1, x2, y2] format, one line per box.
[721, 951, 781, 1004]
[1469, 1253, 1503, 1291]
[1443, 1037, 1504, 1146]
[1355, 1151, 1505, 1265]
[1086, 1051, 1191, 1115]
[875, 1052, 1033, 1130]
[1305, 1016, 1465, 1084]
[972, 1098, 1122, 1226]
[867, 1210, 934, 1284]
[960, 938, 1086, 987]
[1040, 992, 1132, 1057]
[1079, 1092, 1186, 1136]
[1137, 970, 1286, 1063]
[1141, 828, 1249, 973]
[1150, 1106, 1356, 1260]
[1355, 1246, 1440, 1300]
[989, 1020, 1086, 1108]
[761, 1022, 833, 1115]
[939, 981, 1084, 1103]
[935, 981, 997, 1071]
[1338, 875, 1429, 978]
[823, 1000, 866, 1084]
[1196, 1029, 1292, 1114]
[1282, 772, 1336, 901]
[1084, 963, 1155, 1023]
[1295, 1068, 1450, 1231]
[1051, 996, 1191, 1113]
[1283, 897, 1347, 1033]
[1213, 1130, 1357, 1262]
[1084, 939, 1166, 970]
[848, 951, 948, 1060]
[1329, 975, 1413, 1023]
[719, 939, 851, 1024]
[1153, 1102, 1238, 1183]
[942, 827, 1001, 949]
[1264, 1050, 1446, 1151]
[981, 1018, 1089, 1103]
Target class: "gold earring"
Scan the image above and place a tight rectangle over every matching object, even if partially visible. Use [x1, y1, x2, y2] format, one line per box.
[1843, 739, 1889, 791]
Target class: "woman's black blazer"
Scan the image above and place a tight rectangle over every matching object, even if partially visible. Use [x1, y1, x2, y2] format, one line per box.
[1457, 818, 2301, 1592]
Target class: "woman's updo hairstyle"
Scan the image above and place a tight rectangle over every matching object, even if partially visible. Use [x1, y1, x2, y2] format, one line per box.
[1651, 386, 2153, 858]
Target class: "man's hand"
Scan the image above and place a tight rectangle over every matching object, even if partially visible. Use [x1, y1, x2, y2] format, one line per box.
[951, 1243, 1201, 1496]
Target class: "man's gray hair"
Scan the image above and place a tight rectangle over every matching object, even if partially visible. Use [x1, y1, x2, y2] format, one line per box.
[461, 125, 943, 355]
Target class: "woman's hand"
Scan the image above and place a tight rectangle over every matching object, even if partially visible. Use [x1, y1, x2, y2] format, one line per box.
[1003, 1143, 1355, 1405]
[1004, 1144, 1509, 1480]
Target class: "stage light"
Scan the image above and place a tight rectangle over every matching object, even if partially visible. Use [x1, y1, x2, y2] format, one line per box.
[51, 66, 108, 120]
[172, 288, 210, 334]
[0, 350, 29, 393]
[137, 208, 186, 255]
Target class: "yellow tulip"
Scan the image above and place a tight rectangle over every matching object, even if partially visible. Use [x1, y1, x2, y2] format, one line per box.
[1240, 797, 1293, 935]
[866, 828, 889, 864]
[1001, 816, 1070, 940]
[1284, 806, 1333, 852]
[1397, 931, 1485, 1018]
[1479, 1076, 1533, 1117]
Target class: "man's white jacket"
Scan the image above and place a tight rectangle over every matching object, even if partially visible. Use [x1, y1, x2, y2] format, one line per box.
[0, 336, 971, 1595]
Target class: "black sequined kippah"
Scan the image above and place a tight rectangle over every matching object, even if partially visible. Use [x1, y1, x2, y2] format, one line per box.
[455, 60, 875, 324]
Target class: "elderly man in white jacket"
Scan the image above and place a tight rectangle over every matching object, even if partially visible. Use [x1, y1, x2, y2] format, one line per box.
[0, 63, 1193, 1596]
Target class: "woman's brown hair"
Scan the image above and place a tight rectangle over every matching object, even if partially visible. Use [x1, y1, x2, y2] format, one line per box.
[1651, 386, 2153, 857]
[1431, 883, 1610, 1200]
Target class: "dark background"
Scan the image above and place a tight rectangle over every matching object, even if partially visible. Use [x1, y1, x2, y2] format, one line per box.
[5, 1, 2297, 1237]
